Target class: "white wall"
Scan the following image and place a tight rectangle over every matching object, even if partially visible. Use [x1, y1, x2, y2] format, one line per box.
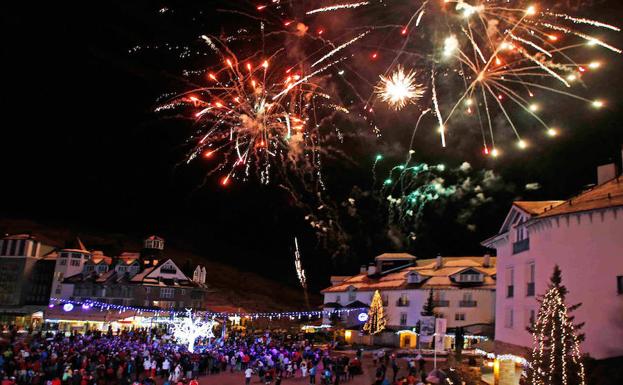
[324, 287, 495, 329]
[493, 207, 623, 360]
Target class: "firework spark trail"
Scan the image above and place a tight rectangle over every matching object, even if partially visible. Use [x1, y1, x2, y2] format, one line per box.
[431, 69, 446, 148]
[306, 1, 370, 15]
[311, 31, 369, 68]
[547, 13, 621, 32]
[274, 57, 346, 99]
[540, 23, 622, 53]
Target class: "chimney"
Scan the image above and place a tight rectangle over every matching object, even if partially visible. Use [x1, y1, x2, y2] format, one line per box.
[597, 163, 616, 185]
[435, 255, 443, 269]
[483, 254, 491, 267]
[367, 263, 377, 276]
[360, 265, 367, 274]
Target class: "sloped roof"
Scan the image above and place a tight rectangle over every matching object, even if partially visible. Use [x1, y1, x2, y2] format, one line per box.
[375, 253, 416, 261]
[535, 176, 623, 218]
[321, 256, 496, 293]
[514, 201, 564, 215]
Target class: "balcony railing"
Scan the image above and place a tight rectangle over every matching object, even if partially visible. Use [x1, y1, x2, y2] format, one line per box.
[396, 299, 410, 307]
[459, 300, 478, 307]
[433, 300, 449, 307]
[507, 285, 514, 298]
[512, 238, 530, 254]
[526, 282, 535, 297]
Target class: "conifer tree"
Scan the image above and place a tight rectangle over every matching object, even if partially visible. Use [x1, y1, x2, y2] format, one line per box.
[527, 265, 585, 385]
[363, 290, 387, 335]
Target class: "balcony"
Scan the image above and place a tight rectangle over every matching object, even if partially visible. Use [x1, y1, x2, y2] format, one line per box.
[433, 300, 449, 307]
[512, 238, 530, 254]
[526, 282, 535, 297]
[507, 285, 514, 298]
[459, 300, 478, 307]
[396, 299, 410, 307]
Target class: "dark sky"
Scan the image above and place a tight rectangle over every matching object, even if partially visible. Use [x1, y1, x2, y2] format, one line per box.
[2, 0, 623, 290]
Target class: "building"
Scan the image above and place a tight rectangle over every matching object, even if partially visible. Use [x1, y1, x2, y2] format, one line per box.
[0, 234, 57, 328]
[61, 235, 209, 311]
[322, 253, 497, 342]
[50, 239, 92, 299]
[482, 162, 623, 360]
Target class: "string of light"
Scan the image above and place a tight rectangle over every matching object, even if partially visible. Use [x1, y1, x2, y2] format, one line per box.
[49, 298, 366, 319]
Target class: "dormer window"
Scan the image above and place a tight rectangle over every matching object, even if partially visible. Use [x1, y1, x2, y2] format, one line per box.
[456, 269, 484, 283]
[407, 272, 421, 284]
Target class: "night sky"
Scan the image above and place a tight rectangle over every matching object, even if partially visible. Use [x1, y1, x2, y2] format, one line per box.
[2, 0, 623, 290]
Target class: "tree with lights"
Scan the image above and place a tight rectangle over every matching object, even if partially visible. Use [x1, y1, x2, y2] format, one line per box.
[363, 290, 386, 335]
[527, 265, 586, 385]
[170, 309, 217, 353]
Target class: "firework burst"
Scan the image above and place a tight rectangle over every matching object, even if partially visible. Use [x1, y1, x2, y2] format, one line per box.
[158, 36, 348, 186]
[302, 0, 621, 154]
[375, 66, 426, 110]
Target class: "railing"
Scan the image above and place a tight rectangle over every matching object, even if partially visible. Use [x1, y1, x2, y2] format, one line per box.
[526, 282, 535, 297]
[433, 300, 449, 307]
[396, 299, 410, 307]
[507, 285, 514, 298]
[512, 238, 530, 254]
[459, 300, 478, 307]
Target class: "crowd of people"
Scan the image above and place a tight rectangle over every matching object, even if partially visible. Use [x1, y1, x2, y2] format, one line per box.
[0, 324, 460, 385]
[0, 326, 367, 385]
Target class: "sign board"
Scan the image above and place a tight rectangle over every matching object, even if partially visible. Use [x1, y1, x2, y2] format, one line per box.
[420, 316, 435, 343]
[434, 317, 447, 352]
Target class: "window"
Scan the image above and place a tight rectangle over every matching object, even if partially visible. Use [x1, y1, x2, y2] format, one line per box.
[59, 259, 67, 266]
[146, 287, 152, 294]
[0, 240, 7, 255]
[460, 292, 477, 307]
[408, 272, 420, 284]
[348, 289, 356, 302]
[528, 309, 536, 327]
[400, 313, 408, 326]
[9, 240, 16, 256]
[397, 293, 409, 307]
[527, 263, 535, 297]
[17, 240, 25, 256]
[617, 276, 623, 295]
[506, 268, 514, 298]
[455, 313, 466, 321]
[160, 287, 175, 299]
[179, 289, 186, 296]
[434, 291, 449, 307]
[336, 295, 341, 303]
[505, 308, 514, 328]
[161, 264, 177, 274]
[381, 293, 389, 306]
[70, 260, 81, 267]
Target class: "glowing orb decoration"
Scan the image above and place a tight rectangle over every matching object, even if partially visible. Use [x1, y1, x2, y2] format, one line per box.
[63, 303, 74, 312]
[358, 312, 369, 322]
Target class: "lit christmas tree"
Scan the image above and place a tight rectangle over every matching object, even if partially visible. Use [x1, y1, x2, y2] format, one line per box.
[363, 290, 386, 335]
[528, 265, 585, 385]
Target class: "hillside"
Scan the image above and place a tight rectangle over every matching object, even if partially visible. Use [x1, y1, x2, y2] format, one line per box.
[0, 218, 318, 312]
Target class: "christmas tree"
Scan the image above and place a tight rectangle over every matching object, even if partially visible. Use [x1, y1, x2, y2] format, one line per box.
[363, 290, 386, 335]
[527, 265, 585, 385]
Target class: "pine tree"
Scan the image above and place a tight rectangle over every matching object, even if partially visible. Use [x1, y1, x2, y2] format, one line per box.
[363, 290, 386, 335]
[527, 265, 585, 385]
[421, 289, 436, 316]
